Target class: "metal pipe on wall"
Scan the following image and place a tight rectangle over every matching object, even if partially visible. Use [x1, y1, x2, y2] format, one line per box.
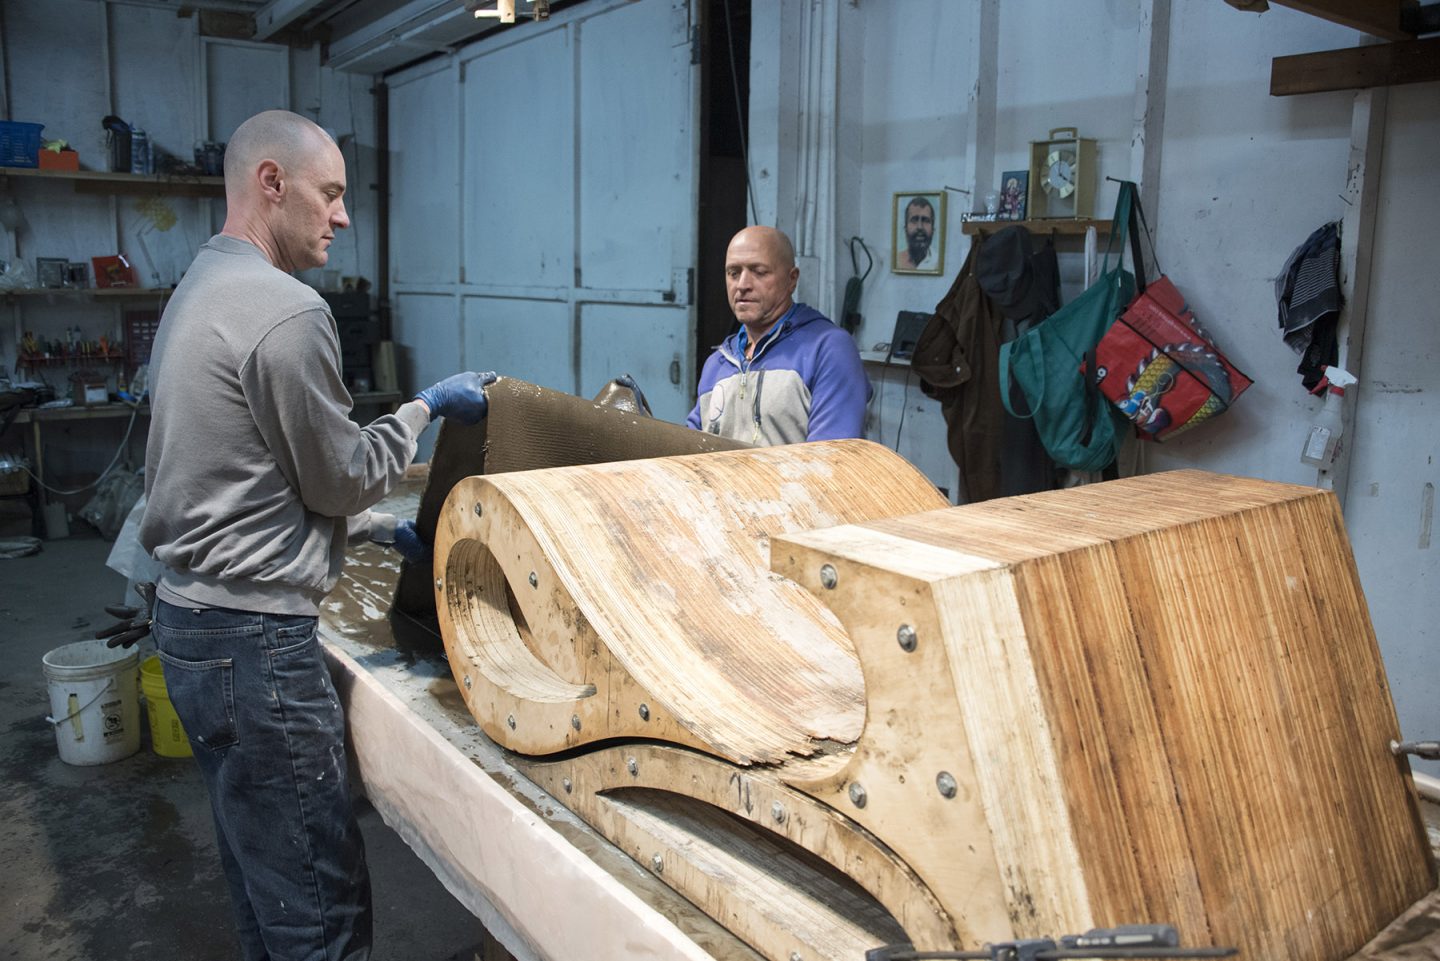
[374, 80, 390, 342]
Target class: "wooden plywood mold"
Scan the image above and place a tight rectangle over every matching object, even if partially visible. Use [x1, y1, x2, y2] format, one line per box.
[432, 449, 1435, 961]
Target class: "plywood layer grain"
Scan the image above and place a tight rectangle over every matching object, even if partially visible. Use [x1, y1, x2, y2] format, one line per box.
[433, 439, 947, 764]
[772, 469, 1436, 961]
[433, 446, 1433, 961]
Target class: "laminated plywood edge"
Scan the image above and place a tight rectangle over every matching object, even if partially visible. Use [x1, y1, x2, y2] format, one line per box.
[321, 642, 722, 961]
[777, 521, 1088, 945]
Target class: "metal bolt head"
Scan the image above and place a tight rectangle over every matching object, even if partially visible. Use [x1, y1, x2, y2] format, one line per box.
[791, 953, 803, 961]
[897, 624, 917, 652]
[506, 714, 516, 730]
[936, 771, 958, 799]
[650, 853, 663, 873]
[474, 502, 483, 517]
[848, 782, 867, 808]
[771, 801, 786, 824]
[528, 571, 538, 588]
[561, 777, 573, 794]
[819, 564, 838, 589]
[434, 577, 444, 591]
[571, 714, 581, 731]
[627, 757, 638, 776]
[463, 675, 472, 689]
[638, 703, 650, 721]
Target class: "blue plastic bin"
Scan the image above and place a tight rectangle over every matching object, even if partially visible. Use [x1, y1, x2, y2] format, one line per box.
[0, 121, 44, 168]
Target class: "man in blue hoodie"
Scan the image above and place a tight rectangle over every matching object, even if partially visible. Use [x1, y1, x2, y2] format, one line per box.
[687, 226, 870, 445]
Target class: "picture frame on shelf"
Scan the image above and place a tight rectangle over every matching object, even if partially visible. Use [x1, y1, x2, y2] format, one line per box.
[999, 171, 1028, 221]
[36, 257, 68, 289]
[91, 254, 137, 288]
[892, 191, 945, 276]
[65, 262, 89, 288]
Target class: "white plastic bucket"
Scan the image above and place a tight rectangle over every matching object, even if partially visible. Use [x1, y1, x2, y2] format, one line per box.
[42, 639, 141, 766]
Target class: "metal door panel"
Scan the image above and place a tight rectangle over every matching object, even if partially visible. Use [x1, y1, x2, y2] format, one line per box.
[392, 68, 460, 286]
[579, 303, 689, 423]
[462, 29, 574, 289]
[577, 0, 695, 295]
[464, 296, 574, 394]
[394, 292, 464, 461]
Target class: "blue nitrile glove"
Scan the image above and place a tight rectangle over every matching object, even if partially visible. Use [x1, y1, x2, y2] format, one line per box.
[393, 520, 431, 566]
[415, 371, 498, 425]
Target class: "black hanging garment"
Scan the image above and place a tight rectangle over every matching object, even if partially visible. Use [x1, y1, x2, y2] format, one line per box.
[1276, 222, 1342, 394]
[974, 226, 1061, 496]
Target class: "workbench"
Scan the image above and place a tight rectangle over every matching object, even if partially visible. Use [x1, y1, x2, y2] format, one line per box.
[5, 391, 401, 492]
[320, 474, 1440, 961]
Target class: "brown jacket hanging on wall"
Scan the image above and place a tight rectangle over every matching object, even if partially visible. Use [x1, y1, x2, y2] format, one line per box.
[911, 240, 1005, 503]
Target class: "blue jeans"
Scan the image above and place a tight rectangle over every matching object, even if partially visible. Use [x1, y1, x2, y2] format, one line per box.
[153, 600, 372, 961]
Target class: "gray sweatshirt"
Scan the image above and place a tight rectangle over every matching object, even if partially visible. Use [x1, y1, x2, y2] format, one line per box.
[140, 234, 430, 616]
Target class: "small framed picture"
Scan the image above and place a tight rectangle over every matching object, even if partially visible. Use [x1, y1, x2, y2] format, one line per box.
[892, 191, 945, 276]
[999, 170, 1029, 221]
[36, 257, 68, 289]
[65, 262, 90, 288]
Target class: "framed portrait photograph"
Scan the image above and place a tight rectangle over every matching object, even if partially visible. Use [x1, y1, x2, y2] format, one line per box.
[892, 191, 945, 276]
[999, 170, 1029, 221]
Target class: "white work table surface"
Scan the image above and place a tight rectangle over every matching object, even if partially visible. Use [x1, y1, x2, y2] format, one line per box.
[317, 476, 758, 961]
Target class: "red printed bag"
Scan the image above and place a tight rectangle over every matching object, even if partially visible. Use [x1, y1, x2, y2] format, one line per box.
[1092, 193, 1251, 440]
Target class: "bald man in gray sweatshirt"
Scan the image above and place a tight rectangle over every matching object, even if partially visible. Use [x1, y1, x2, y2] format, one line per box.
[140, 110, 489, 961]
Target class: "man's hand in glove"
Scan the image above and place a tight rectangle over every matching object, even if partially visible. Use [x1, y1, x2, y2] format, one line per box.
[415, 371, 498, 425]
[95, 582, 156, 648]
[393, 520, 431, 566]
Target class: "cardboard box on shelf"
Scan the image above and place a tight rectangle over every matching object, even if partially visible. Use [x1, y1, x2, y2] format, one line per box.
[38, 148, 79, 171]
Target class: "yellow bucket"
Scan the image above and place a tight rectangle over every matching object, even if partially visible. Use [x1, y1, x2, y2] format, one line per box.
[141, 655, 192, 758]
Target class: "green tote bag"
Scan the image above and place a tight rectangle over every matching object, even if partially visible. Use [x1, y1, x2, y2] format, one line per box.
[998, 183, 1137, 472]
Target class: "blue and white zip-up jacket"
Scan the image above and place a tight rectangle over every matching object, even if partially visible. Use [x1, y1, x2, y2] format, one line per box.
[686, 303, 870, 446]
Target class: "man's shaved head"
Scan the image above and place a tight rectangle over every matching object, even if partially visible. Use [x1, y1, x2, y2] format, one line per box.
[219, 109, 349, 273]
[224, 110, 333, 186]
[731, 226, 796, 270]
[725, 226, 800, 333]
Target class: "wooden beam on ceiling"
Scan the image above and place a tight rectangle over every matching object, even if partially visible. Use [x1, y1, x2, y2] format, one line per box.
[1266, 0, 1416, 40]
[1271, 36, 1440, 94]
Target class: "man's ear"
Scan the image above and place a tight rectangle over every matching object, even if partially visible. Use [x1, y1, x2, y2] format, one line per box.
[257, 159, 284, 202]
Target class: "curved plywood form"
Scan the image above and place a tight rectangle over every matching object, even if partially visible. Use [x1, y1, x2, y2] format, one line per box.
[432, 439, 947, 764]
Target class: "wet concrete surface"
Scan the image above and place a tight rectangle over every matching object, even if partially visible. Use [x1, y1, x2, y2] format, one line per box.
[0, 532, 494, 961]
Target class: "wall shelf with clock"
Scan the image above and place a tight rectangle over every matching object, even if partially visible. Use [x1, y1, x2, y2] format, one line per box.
[1028, 126, 1097, 220]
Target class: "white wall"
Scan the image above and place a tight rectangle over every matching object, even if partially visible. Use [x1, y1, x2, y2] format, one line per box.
[780, 0, 1437, 773]
[1, 0, 377, 496]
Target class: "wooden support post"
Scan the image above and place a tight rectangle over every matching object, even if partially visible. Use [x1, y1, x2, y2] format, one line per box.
[1318, 84, 1387, 508]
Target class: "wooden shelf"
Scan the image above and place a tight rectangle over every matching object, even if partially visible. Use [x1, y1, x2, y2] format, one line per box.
[0, 165, 224, 197]
[18, 352, 126, 366]
[12, 403, 149, 424]
[4, 287, 173, 300]
[961, 217, 1112, 236]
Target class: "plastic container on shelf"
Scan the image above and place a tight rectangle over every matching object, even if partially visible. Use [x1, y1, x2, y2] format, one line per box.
[0, 121, 44, 168]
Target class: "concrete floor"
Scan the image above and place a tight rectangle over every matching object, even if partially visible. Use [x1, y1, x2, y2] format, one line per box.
[0, 531, 495, 961]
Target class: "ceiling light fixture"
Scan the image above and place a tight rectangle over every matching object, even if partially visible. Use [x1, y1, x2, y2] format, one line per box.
[466, 0, 549, 23]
